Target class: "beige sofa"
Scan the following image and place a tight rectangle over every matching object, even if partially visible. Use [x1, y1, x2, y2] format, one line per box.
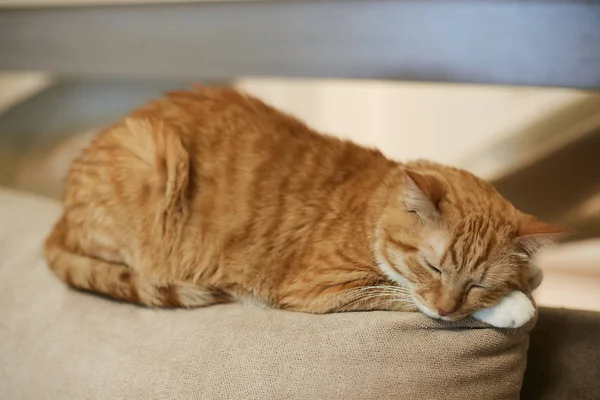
[0, 188, 537, 399]
[2, 187, 600, 399]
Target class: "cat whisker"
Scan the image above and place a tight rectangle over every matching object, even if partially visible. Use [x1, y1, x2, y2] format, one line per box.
[370, 297, 414, 311]
[368, 285, 412, 291]
[340, 286, 411, 297]
[334, 292, 407, 306]
[334, 288, 411, 304]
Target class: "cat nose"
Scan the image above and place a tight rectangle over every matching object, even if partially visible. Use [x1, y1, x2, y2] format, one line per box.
[434, 302, 457, 316]
[435, 294, 459, 316]
[436, 307, 452, 316]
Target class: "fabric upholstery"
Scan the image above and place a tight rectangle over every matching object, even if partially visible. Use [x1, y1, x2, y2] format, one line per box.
[0, 188, 533, 400]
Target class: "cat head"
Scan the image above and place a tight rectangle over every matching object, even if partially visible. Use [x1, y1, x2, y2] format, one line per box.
[374, 161, 569, 321]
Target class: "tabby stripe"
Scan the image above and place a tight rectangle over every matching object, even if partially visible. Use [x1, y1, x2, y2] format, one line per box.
[211, 288, 232, 303]
[385, 234, 418, 253]
[157, 285, 181, 307]
[447, 234, 460, 266]
[119, 270, 140, 303]
[335, 249, 369, 271]
[470, 226, 495, 271]
[381, 249, 406, 277]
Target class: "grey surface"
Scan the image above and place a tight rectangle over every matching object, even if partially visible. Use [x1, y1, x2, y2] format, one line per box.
[0, 79, 187, 188]
[0, 79, 188, 146]
[1, 0, 600, 88]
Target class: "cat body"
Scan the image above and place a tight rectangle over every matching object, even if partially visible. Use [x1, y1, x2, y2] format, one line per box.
[45, 87, 564, 327]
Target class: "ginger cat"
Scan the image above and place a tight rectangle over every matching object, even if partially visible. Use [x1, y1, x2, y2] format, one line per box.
[44, 86, 567, 328]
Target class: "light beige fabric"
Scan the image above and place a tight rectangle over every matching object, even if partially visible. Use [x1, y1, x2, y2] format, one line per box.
[0, 188, 533, 400]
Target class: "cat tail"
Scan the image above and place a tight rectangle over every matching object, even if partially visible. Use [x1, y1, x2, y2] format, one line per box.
[44, 217, 228, 308]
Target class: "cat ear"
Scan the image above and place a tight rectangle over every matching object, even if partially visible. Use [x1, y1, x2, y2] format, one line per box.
[516, 217, 572, 256]
[404, 170, 445, 220]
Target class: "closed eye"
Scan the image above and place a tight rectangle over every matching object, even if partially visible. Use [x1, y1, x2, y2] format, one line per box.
[470, 283, 486, 290]
[424, 260, 441, 275]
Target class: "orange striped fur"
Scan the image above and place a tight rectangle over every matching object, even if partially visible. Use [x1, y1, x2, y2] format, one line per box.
[44, 86, 568, 319]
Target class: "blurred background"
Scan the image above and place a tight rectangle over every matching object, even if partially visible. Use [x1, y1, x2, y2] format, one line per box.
[1, 0, 599, 311]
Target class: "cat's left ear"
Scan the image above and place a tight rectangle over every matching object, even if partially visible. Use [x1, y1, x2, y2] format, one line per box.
[404, 170, 445, 220]
[516, 217, 572, 256]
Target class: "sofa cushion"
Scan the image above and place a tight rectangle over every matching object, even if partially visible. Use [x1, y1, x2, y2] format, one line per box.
[0, 188, 533, 400]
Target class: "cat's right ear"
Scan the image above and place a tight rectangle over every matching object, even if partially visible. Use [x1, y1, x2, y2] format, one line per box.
[516, 217, 572, 256]
[403, 170, 445, 220]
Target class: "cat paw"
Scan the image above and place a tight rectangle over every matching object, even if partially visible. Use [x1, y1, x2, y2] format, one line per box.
[471, 291, 535, 329]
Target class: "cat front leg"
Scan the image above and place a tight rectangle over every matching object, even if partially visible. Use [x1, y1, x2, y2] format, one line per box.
[471, 291, 535, 328]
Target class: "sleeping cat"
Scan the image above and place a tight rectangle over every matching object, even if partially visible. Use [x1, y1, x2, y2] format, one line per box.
[44, 86, 567, 328]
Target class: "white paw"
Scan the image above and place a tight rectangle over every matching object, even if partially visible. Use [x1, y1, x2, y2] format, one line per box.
[471, 291, 535, 328]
